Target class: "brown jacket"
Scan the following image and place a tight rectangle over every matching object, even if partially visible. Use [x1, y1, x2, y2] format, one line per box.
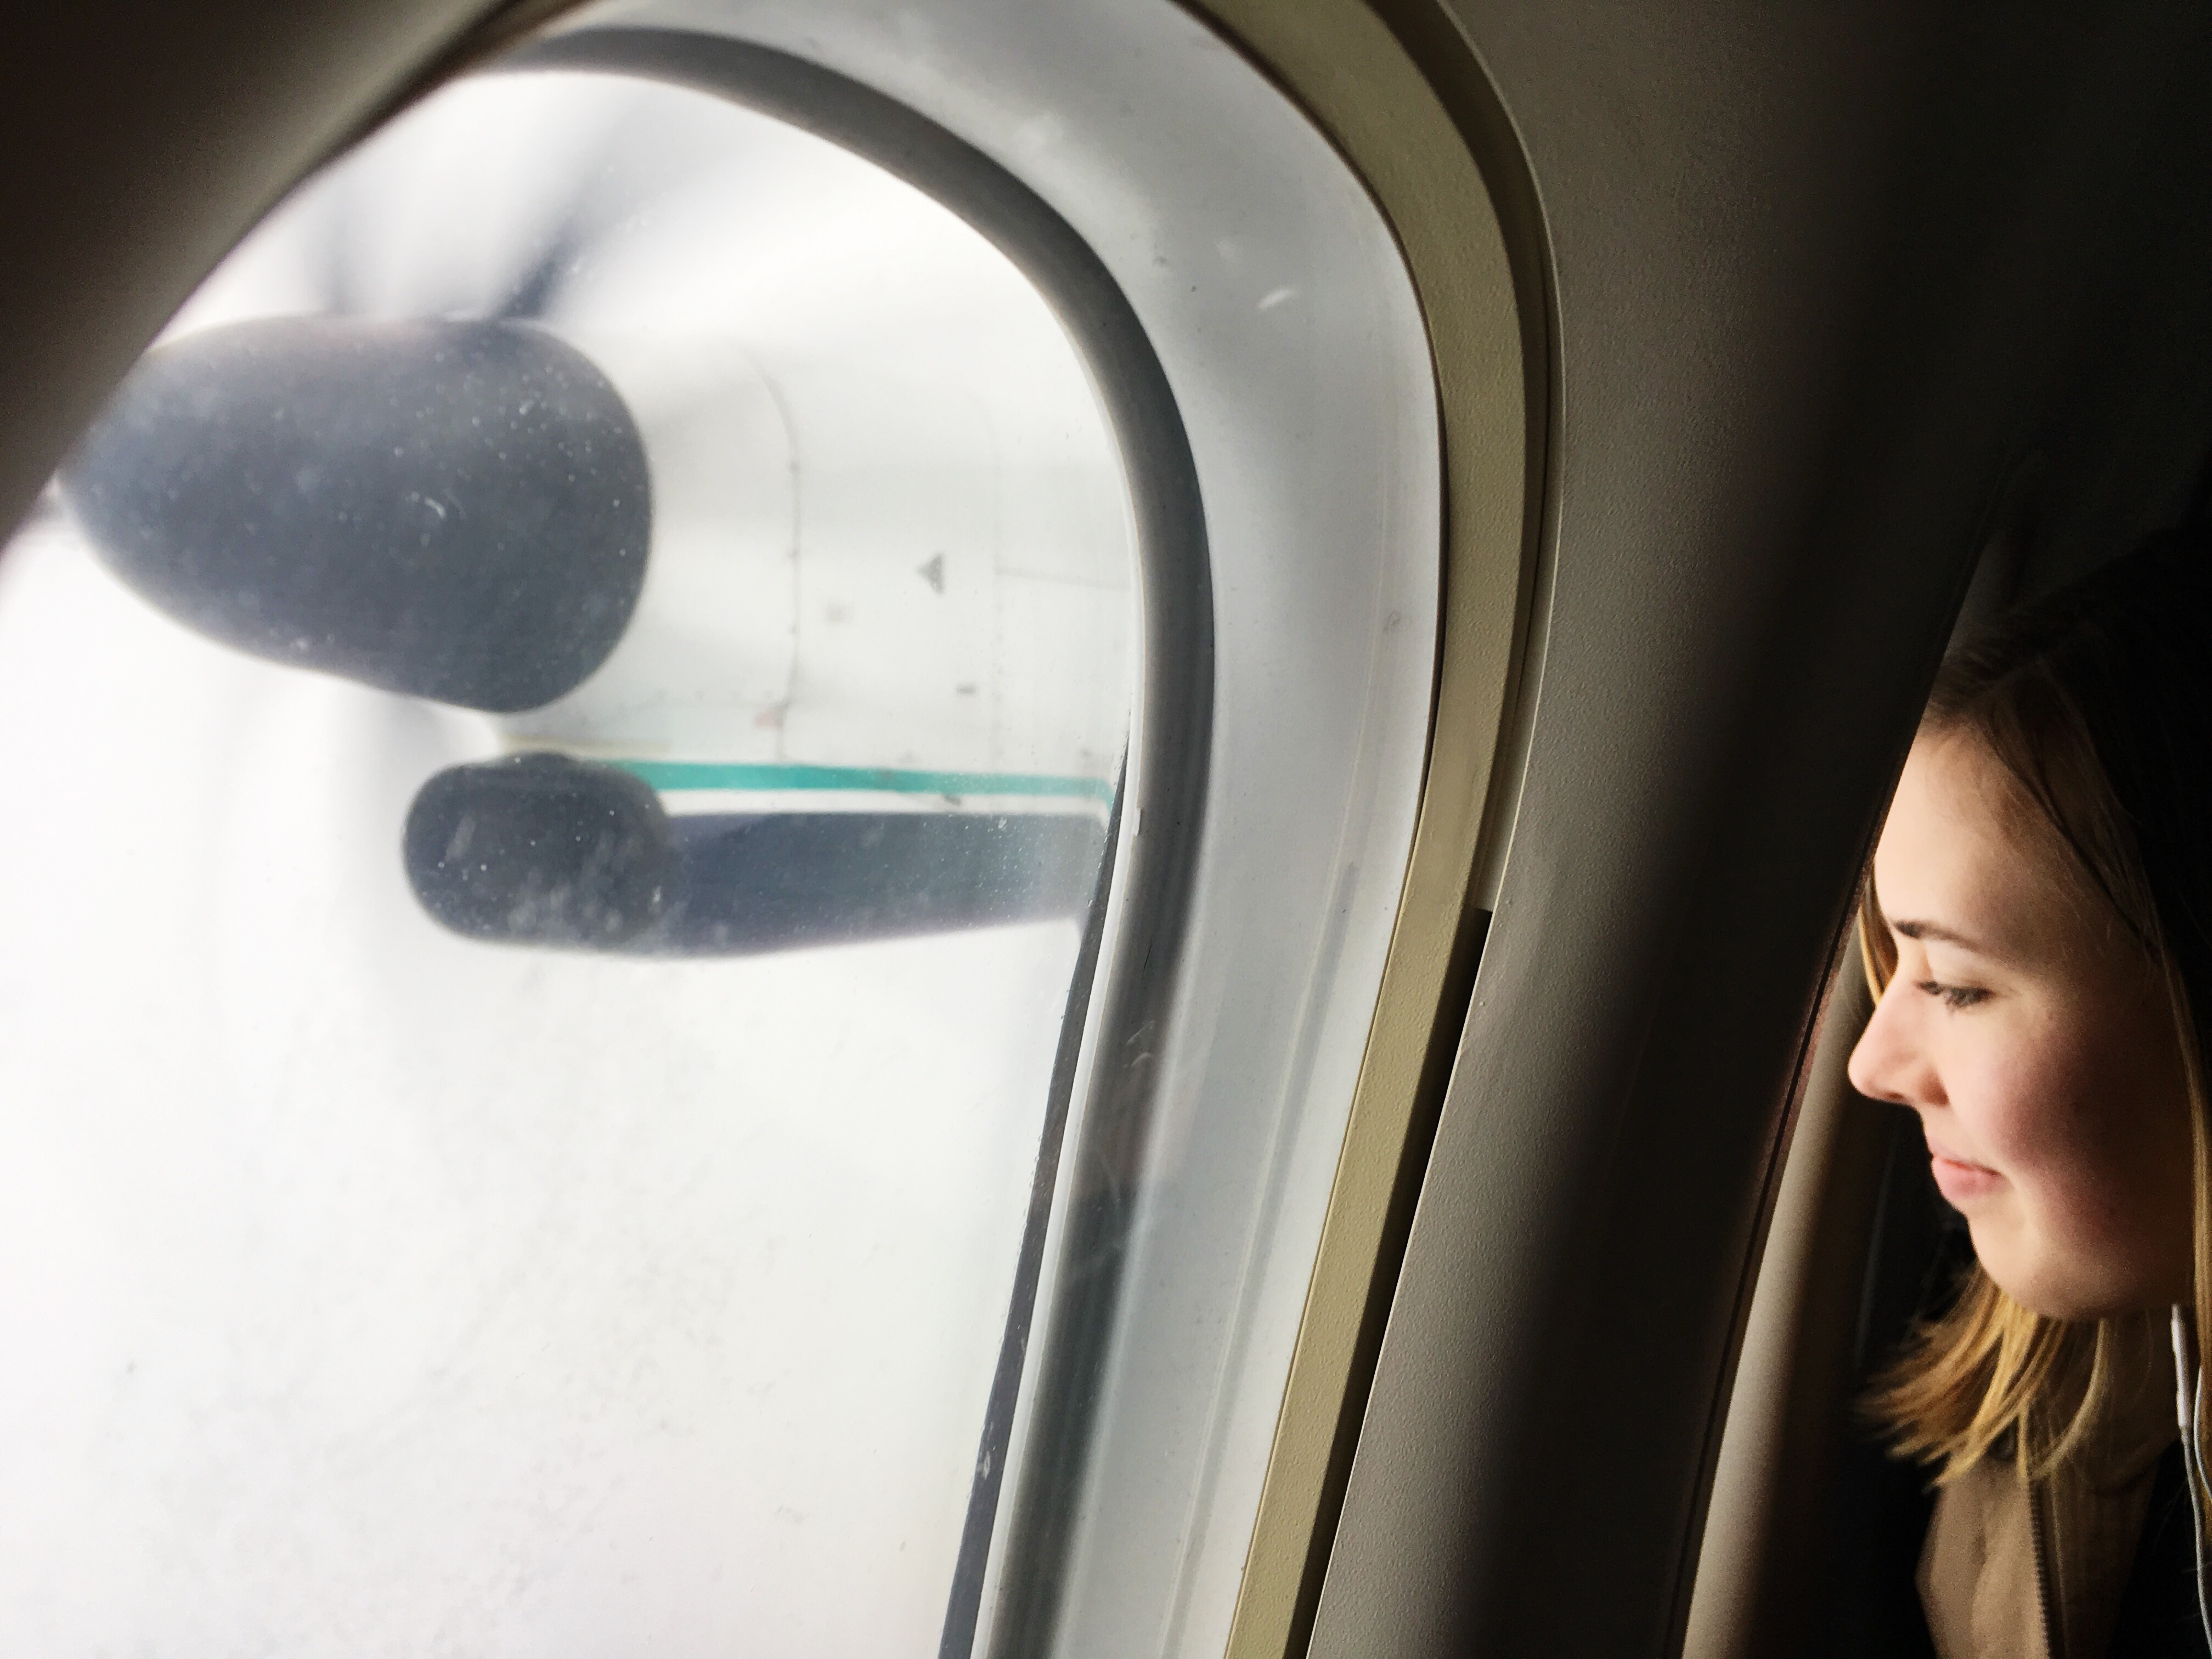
[1918, 1330, 2180, 1659]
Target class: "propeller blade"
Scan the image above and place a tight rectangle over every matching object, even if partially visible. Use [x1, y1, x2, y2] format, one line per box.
[403, 755, 1107, 955]
[61, 317, 651, 712]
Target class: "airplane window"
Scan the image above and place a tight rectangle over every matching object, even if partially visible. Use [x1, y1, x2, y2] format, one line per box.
[0, 3, 1462, 1654]
[0, 65, 1135, 1656]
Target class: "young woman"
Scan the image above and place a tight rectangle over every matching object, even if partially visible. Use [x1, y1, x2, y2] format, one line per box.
[1848, 527, 2212, 1658]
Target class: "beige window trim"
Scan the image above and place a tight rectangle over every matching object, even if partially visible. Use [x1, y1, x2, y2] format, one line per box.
[1174, 4, 1548, 1656]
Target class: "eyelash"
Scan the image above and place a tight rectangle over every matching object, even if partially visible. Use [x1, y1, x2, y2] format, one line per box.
[1915, 979, 1989, 1011]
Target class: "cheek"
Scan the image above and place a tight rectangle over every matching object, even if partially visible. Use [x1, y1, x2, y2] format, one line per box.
[1961, 1024, 2104, 1171]
[1954, 1003, 2189, 1271]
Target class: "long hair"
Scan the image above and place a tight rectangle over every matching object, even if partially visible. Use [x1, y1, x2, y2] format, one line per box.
[1864, 527, 2212, 1483]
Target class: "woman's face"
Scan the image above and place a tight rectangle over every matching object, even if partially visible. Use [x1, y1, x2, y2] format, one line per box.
[1847, 730, 2194, 1319]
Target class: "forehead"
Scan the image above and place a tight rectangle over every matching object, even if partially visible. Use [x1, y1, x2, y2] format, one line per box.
[1874, 732, 2071, 956]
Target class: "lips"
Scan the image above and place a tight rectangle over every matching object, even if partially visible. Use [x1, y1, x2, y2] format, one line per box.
[1927, 1140, 2004, 1204]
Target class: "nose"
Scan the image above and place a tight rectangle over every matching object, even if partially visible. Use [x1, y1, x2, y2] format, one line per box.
[1846, 981, 1941, 1108]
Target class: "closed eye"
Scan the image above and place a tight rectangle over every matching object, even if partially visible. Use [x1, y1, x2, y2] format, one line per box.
[1915, 979, 1989, 1010]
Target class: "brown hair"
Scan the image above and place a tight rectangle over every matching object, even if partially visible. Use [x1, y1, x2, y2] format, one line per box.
[1864, 527, 2212, 1482]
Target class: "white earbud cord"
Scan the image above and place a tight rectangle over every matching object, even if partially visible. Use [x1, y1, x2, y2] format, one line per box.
[2169, 1306, 2212, 1652]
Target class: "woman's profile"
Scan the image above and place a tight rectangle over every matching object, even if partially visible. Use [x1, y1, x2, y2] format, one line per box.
[1849, 526, 2212, 1657]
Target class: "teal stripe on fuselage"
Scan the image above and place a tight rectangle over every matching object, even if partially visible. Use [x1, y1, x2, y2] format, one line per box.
[613, 759, 1116, 804]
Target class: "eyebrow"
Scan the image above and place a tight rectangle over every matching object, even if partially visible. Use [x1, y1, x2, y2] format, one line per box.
[1890, 918, 1994, 955]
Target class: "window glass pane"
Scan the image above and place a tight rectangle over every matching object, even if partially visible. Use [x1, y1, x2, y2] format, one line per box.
[0, 69, 1132, 1656]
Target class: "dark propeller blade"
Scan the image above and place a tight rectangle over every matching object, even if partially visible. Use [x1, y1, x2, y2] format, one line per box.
[60, 316, 651, 712]
[404, 754, 678, 948]
[404, 755, 1108, 956]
